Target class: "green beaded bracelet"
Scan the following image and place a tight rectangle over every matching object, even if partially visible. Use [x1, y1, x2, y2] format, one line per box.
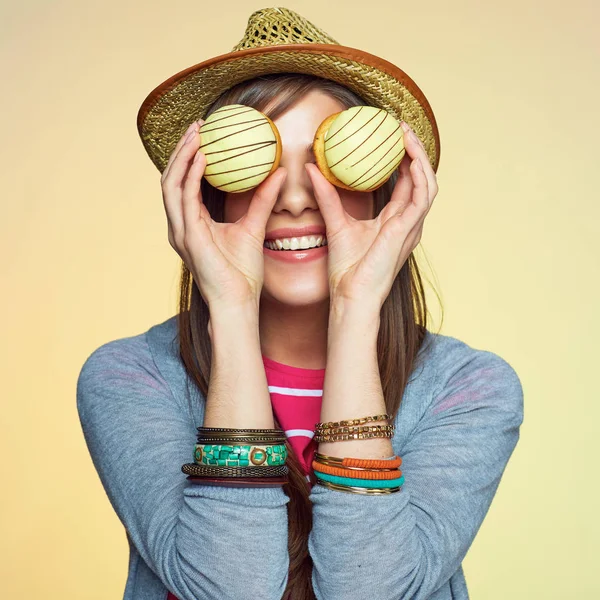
[194, 443, 287, 467]
[314, 471, 405, 489]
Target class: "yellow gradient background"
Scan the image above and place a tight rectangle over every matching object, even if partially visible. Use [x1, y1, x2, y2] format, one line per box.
[1, 1, 597, 597]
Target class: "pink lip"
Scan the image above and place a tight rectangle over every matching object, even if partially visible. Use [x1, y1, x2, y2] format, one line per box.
[264, 225, 326, 241]
[263, 244, 328, 263]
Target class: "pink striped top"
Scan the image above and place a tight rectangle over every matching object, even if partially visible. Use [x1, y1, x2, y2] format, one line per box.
[167, 355, 325, 600]
[262, 353, 325, 487]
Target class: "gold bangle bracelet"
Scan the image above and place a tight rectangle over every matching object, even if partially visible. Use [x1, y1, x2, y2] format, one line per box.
[197, 427, 285, 434]
[314, 429, 394, 443]
[198, 433, 286, 438]
[197, 438, 287, 446]
[317, 424, 394, 435]
[182, 463, 288, 478]
[315, 414, 392, 430]
[313, 424, 394, 441]
[197, 433, 286, 440]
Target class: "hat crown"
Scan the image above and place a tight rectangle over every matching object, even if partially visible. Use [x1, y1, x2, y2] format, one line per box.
[230, 6, 339, 52]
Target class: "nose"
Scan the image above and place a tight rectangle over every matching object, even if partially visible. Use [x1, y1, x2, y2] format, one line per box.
[271, 144, 319, 217]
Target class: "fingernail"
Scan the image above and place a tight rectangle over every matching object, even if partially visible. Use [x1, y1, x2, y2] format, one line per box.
[185, 122, 197, 135]
[400, 121, 410, 133]
[184, 129, 196, 144]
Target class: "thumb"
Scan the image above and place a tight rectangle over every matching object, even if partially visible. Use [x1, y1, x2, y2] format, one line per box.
[243, 167, 287, 236]
[304, 163, 346, 236]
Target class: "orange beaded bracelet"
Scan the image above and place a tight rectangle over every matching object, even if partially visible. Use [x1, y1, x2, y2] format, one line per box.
[314, 452, 403, 470]
[312, 460, 403, 480]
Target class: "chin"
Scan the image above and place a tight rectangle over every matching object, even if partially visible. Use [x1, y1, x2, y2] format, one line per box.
[261, 273, 330, 308]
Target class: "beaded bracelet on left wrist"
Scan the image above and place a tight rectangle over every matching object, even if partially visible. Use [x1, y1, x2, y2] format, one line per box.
[182, 426, 290, 487]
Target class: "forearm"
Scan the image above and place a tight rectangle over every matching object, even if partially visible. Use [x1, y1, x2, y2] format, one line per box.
[204, 303, 275, 429]
[77, 334, 290, 600]
[318, 300, 394, 459]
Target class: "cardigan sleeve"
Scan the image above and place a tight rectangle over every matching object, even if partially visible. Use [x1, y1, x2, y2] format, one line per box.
[307, 347, 524, 600]
[76, 334, 290, 600]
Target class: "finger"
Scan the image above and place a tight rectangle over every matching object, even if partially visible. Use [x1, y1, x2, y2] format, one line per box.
[163, 125, 201, 191]
[377, 153, 414, 223]
[161, 130, 197, 242]
[304, 163, 348, 236]
[397, 169, 430, 256]
[162, 121, 197, 183]
[380, 158, 430, 253]
[184, 214, 231, 294]
[243, 167, 288, 238]
[396, 158, 433, 260]
[363, 187, 427, 290]
[162, 183, 185, 248]
[404, 217, 426, 254]
[162, 119, 205, 183]
[182, 150, 212, 233]
[400, 123, 438, 202]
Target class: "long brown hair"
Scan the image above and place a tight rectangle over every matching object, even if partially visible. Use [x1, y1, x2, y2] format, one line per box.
[176, 73, 442, 600]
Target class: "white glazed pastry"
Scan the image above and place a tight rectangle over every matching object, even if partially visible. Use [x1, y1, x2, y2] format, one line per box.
[313, 106, 406, 192]
[199, 104, 282, 193]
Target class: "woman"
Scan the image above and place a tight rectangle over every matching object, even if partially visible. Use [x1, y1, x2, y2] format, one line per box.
[77, 7, 524, 600]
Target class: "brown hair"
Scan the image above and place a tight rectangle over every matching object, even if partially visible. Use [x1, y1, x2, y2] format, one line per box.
[176, 73, 442, 600]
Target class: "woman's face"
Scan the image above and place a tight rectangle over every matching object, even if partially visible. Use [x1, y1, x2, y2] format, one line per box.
[223, 89, 374, 308]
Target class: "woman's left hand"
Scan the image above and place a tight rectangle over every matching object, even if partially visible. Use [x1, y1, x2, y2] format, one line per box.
[305, 121, 439, 315]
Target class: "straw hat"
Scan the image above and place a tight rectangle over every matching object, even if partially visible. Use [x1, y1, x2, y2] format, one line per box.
[137, 6, 441, 175]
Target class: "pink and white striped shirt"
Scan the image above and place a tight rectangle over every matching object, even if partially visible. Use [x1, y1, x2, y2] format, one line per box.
[262, 353, 325, 488]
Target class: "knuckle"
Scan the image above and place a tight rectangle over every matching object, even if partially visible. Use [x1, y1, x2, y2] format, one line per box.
[390, 218, 406, 237]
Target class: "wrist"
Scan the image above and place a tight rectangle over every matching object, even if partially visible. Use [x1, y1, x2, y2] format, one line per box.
[208, 301, 260, 349]
[208, 300, 259, 330]
[327, 300, 380, 355]
[328, 297, 381, 333]
[205, 301, 274, 429]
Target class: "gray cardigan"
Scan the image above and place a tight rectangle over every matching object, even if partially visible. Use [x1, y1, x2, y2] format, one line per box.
[76, 315, 524, 599]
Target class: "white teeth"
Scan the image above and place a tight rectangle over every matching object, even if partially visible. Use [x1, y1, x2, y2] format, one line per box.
[265, 235, 327, 250]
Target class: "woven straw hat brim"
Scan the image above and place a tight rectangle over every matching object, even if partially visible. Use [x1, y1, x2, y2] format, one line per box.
[137, 42, 441, 175]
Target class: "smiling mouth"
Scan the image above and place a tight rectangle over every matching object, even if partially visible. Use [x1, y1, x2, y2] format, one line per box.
[263, 239, 328, 251]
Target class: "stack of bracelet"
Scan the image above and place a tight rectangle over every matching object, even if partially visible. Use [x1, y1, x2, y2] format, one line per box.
[181, 427, 289, 488]
[312, 413, 404, 495]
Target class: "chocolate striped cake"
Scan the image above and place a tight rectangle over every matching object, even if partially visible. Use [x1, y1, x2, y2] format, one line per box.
[313, 106, 406, 192]
[199, 104, 282, 193]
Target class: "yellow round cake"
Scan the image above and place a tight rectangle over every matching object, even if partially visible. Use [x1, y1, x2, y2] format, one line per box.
[313, 106, 406, 192]
[199, 104, 282, 193]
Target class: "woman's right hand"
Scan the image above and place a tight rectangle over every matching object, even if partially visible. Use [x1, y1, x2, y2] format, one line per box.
[160, 120, 287, 314]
